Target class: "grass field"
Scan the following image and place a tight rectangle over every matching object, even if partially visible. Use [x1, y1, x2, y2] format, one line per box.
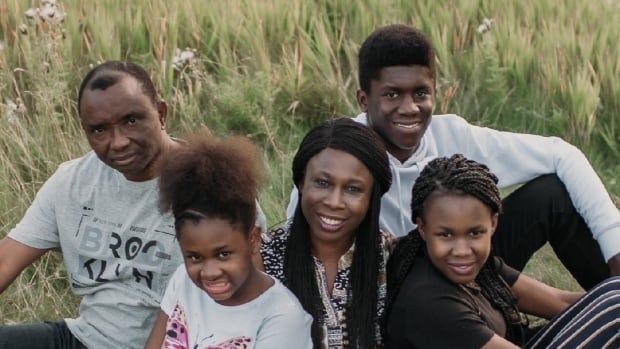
[1, 0, 619, 322]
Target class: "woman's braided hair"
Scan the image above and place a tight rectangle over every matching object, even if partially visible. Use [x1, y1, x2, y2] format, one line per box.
[288, 118, 391, 348]
[385, 154, 523, 345]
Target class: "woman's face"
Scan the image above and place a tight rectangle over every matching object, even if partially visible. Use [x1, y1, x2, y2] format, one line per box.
[416, 193, 498, 285]
[299, 148, 374, 247]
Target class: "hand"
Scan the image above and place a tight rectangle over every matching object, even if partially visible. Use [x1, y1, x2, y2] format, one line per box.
[608, 253, 620, 277]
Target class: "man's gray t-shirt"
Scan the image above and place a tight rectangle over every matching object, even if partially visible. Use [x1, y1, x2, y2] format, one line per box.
[9, 151, 183, 349]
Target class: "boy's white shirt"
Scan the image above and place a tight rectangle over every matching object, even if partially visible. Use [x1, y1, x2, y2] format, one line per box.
[286, 113, 620, 261]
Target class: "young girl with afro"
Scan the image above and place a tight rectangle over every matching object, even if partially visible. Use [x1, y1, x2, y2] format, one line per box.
[145, 131, 312, 349]
[385, 154, 620, 349]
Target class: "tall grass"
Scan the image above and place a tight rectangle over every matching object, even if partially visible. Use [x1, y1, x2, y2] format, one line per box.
[1, 0, 618, 322]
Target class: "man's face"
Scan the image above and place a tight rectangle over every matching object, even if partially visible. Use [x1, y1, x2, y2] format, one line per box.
[79, 74, 167, 181]
[357, 65, 435, 163]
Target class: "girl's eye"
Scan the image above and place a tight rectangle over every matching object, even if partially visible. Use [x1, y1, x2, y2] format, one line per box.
[127, 117, 137, 125]
[439, 232, 452, 238]
[187, 255, 201, 262]
[218, 251, 231, 259]
[469, 230, 484, 237]
[385, 91, 399, 99]
[415, 91, 429, 98]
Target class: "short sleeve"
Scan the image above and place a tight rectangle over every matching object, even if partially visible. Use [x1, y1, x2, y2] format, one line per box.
[160, 265, 185, 316]
[8, 166, 65, 249]
[494, 257, 520, 286]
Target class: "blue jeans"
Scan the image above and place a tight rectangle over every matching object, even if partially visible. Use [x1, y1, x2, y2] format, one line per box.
[0, 321, 86, 349]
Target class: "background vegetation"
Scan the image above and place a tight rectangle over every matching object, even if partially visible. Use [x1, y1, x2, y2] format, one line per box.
[1, 0, 618, 322]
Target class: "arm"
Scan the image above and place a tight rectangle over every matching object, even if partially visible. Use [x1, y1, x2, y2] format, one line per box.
[481, 334, 520, 349]
[143, 310, 169, 349]
[0, 237, 48, 293]
[511, 273, 584, 319]
[437, 115, 620, 264]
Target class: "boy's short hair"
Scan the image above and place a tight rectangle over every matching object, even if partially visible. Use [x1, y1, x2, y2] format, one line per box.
[358, 24, 436, 92]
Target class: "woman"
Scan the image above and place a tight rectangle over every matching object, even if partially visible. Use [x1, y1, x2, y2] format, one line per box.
[257, 118, 392, 348]
[385, 154, 620, 348]
[145, 131, 312, 349]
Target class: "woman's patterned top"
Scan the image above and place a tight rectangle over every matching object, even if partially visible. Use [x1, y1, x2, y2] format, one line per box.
[260, 226, 391, 349]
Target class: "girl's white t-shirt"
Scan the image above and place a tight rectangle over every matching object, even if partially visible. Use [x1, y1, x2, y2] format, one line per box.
[160, 265, 313, 349]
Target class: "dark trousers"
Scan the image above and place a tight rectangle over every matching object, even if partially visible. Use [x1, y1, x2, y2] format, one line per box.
[526, 277, 620, 348]
[492, 174, 609, 290]
[0, 321, 86, 349]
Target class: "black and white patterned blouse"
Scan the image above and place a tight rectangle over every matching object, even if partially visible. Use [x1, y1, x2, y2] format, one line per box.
[260, 226, 391, 349]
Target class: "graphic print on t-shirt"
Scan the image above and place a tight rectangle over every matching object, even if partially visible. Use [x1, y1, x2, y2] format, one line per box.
[71, 205, 177, 295]
[163, 303, 189, 349]
[163, 302, 253, 349]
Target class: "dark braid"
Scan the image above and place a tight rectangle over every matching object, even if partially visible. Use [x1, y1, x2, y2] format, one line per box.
[385, 154, 524, 345]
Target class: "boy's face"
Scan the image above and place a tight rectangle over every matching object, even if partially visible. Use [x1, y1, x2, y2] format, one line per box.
[357, 65, 435, 163]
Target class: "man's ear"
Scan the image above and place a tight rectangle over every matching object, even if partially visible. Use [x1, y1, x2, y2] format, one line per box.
[157, 100, 168, 129]
[416, 217, 427, 241]
[356, 89, 369, 112]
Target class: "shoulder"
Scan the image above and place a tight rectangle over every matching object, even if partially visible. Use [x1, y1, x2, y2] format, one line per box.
[261, 226, 290, 253]
[428, 114, 470, 131]
[265, 278, 307, 314]
[49, 151, 109, 185]
[57, 151, 103, 172]
[393, 257, 470, 314]
[260, 278, 313, 327]
[493, 256, 520, 286]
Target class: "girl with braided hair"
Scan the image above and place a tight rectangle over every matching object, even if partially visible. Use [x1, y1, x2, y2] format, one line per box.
[257, 118, 393, 348]
[385, 154, 620, 348]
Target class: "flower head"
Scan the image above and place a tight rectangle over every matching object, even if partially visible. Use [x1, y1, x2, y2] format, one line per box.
[477, 18, 495, 34]
[172, 48, 197, 71]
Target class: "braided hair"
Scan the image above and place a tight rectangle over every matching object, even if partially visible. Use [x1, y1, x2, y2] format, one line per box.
[287, 118, 391, 348]
[385, 154, 523, 345]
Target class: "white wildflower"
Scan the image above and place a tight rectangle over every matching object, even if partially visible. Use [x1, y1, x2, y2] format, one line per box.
[3, 99, 23, 125]
[172, 48, 197, 71]
[477, 18, 494, 34]
[25, 8, 39, 19]
[39, 5, 56, 21]
[25, 0, 65, 25]
[18, 23, 28, 35]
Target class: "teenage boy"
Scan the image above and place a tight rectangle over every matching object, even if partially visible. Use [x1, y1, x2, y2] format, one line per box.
[287, 24, 620, 290]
